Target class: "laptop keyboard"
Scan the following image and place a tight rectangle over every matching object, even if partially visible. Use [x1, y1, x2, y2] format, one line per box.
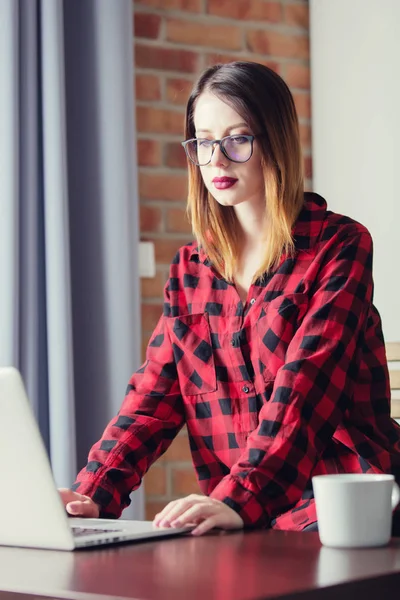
[71, 526, 122, 537]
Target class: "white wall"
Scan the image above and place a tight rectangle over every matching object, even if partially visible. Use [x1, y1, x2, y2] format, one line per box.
[310, 0, 399, 341]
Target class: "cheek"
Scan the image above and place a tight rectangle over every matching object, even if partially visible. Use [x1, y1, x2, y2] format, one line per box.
[199, 167, 212, 189]
[241, 157, 264, 188]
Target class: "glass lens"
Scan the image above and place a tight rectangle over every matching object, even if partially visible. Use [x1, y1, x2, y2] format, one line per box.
[196, 139, 214, 165]
[184, 140, 198, 164]
[185, 139, 213, 165]
[222, 136, 252, 162]
[184, 136, 253, 165]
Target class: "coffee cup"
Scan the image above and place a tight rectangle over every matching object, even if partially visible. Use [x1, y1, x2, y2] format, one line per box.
[312, 473, 400, 548]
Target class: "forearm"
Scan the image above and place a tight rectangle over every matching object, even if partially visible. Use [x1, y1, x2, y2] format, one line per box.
[73, 403, 184, 517]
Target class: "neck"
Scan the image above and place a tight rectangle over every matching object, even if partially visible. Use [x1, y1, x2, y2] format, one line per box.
[234, 200, 267, 250]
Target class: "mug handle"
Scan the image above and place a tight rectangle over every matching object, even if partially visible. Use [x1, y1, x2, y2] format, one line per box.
[392, 482, 400, 510]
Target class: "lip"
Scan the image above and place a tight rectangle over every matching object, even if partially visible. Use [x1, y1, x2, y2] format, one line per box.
[212, 176, 238, 190]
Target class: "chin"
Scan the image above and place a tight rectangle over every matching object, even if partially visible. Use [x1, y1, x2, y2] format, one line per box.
[211, 192, 245, 208]
[216, 199, 241, 208]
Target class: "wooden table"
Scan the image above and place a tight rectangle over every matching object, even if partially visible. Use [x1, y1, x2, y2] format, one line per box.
[0, 530, 400, 600]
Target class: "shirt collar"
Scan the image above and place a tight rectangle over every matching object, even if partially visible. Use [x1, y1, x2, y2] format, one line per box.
[189, 192, 327, 264]
[291, 192, 327, 251]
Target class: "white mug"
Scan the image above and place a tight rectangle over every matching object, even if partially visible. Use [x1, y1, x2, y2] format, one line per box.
[312, 473, 400, 548]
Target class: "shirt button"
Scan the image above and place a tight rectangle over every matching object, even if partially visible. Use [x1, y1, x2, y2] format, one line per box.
[250, 298, 256, 305]
[242, 385, 250, 393]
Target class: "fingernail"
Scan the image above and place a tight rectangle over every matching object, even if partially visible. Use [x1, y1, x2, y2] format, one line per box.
[160, 520, 170, 528]
[171, 520, 181, 528]
[191, 528, 201, 536]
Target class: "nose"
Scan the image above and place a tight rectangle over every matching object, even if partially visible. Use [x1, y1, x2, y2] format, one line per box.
[209, 142, 228, 167]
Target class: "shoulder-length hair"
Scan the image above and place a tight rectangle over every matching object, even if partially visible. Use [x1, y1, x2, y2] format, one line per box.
[184, 61, 304, 283]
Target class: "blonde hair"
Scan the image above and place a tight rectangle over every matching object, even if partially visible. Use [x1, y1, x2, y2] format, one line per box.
[184, 61, 304, 283]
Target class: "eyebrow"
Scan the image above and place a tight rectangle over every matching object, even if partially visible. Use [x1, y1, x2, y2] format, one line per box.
[195, 122, 249, 136]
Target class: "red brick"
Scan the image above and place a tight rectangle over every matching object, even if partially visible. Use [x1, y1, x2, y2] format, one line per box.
[140, 205, 163, 233]
[136, 106, 185, 135]
[135, 43, 199, 73]
[172, 467, 200, 495]
[137, 139, 162, 167]
[141, 303, 163, 331]
[153, 238, 191, 264]
[145, 501, 167, 521]
[299, 123, 311, 148]
[134, 12, 161, 39]
[286, 63, 310, 90]
[166, 19, 242, 51]
[293, 92, 311, 120]
[136, 0, 202, 11]
[166, 78, 194, 106]
[207, 0, 281, 23]
[141, 269, 166, 299]
[284, 3, 309, 29]
[165, 141, 187, 169]
[135, 74, 161, 102]
[139, 172, 188, 201]
[205, 53, 280, 74]
[159, 432, 193, 463]
[247, 30, 309, 60]
[304, 155, 312, 179]
[143, 466, 167, 495]
[166, 208, 192, 234]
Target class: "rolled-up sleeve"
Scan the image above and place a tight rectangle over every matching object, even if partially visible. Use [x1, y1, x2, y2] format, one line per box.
[211, 228, 374, 527]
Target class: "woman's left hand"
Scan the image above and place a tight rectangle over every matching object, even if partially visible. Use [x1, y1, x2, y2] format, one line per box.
[153, 494, 244, 536]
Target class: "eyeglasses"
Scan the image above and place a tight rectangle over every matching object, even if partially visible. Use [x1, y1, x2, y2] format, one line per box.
[181, 134, 256, 166]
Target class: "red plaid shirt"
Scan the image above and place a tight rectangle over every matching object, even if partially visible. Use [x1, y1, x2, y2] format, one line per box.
[73, 193, 400, 530]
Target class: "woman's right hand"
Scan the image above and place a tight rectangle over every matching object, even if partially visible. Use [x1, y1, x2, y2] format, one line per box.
[59, 488, 100, 518]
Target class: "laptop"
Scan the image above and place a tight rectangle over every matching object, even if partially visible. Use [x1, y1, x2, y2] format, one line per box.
[0, 367, 192, 550]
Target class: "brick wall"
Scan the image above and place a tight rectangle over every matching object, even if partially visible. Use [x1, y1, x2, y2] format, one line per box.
[133, 0, 311, 519]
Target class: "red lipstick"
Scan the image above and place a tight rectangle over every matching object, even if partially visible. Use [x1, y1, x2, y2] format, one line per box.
[212, 177, 238, 190]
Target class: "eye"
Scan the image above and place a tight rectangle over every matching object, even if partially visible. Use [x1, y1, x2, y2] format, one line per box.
[198, 139, 213, 147]
[230, 135, 248, 144]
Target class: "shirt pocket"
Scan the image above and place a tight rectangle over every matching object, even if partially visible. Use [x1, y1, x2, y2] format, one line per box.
[165, 313, 217, 396]
[257, 293, 309, 382]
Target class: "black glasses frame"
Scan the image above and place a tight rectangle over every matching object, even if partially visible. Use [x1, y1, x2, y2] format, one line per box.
[181, 134, 256, 166]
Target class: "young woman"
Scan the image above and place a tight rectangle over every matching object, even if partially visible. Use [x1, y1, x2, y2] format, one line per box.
[60, 61, 400, 536]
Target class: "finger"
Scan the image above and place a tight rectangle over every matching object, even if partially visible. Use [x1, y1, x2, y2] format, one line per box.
[191, 515, 218, 536]
[153, 500, 180, 527]
[58, 488, 84, 505]
[154, 495, 206, 527]
[170, 502, 215, 528]
[155, 500, 194, 527]
[153, 494, 205, 527]
[66, 499, 98, 518]
[160, 496, 209, 527]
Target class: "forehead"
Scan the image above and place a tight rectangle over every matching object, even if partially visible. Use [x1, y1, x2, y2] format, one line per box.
[193, 92, 247, 133]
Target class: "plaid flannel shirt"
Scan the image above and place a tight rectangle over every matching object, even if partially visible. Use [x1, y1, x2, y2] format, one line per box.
[73, 192, 400, 530]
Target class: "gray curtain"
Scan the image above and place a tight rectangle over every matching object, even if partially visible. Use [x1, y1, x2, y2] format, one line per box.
[0, 0, 143, 519]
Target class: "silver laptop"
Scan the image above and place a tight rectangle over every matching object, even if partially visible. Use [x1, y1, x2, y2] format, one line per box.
[0, 367, 192, 550]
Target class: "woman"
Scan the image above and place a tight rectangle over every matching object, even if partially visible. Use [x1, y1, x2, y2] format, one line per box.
[60, 61, 400, 536]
